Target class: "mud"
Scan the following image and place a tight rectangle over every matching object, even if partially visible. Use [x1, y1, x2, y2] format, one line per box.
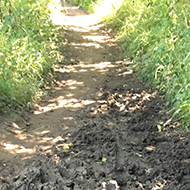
[0, 1, 190, 190]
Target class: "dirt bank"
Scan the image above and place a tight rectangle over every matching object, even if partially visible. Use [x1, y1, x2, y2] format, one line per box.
[0, 1, 190, 190]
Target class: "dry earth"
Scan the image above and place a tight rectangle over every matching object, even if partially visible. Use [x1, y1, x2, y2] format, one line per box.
[0, 1, 190, 190]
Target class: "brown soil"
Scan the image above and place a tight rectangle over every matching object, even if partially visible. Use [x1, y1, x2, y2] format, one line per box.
[1, 1, 190, 190]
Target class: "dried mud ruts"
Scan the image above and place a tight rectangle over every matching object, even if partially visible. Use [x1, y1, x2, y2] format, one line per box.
[1, 81, 190, 190]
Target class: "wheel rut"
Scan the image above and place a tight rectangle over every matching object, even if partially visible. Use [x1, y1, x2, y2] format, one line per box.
[1, 1, 190, 190]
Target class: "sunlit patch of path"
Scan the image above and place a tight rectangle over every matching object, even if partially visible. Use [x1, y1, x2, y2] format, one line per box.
[50, 0, 102, 28]
[0, 0, 134, 168]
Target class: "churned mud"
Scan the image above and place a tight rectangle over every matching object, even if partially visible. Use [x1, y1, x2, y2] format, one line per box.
[0, 1, 190, 190]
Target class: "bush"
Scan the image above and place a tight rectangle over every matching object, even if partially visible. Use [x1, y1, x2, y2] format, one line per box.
[0, 0, 60, 113]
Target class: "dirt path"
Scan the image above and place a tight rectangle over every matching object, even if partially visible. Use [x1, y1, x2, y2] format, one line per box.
[1, 1, 190, 190]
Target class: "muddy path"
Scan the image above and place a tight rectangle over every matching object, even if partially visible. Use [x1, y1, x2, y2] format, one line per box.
[1, 1, 190, 190]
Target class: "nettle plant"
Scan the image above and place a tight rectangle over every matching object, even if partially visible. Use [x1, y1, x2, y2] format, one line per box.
[0, 0, 60, 112]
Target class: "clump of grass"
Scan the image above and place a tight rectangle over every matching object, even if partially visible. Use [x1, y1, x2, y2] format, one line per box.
[103, 0, 190, 127]
[0, 0, 60, 113]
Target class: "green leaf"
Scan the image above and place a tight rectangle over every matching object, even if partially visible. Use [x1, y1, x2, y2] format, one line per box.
[157, 125, 162, 132]
[5, 15, 15, 27]
[136, 153, 142, 158]
[102, 157, 107, 162]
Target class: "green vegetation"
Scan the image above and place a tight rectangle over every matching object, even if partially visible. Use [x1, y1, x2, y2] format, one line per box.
[103, 0, 190, 127]
[0, 0, 60, 113]
[68, 0, 99, 12]
[72, 0, 190, 128]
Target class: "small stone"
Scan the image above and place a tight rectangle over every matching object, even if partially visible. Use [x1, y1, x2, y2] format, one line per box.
[103, 180, 120, 190]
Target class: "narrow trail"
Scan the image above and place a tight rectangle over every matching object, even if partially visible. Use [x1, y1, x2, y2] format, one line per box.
[1, 1, 190, 190]
[0, 0, 124, 168]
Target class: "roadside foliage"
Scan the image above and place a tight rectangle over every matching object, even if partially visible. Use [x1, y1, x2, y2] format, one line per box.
[0, 0, 60, 112]
[103, 0, 190, 127]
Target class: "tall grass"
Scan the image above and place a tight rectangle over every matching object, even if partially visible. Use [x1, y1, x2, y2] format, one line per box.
[103, 0, 190, 127]
[0, 0, 60, 113]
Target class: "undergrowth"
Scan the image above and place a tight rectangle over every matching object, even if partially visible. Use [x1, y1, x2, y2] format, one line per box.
[103, 0, 190, 128]
[0, 0, 60, 113]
